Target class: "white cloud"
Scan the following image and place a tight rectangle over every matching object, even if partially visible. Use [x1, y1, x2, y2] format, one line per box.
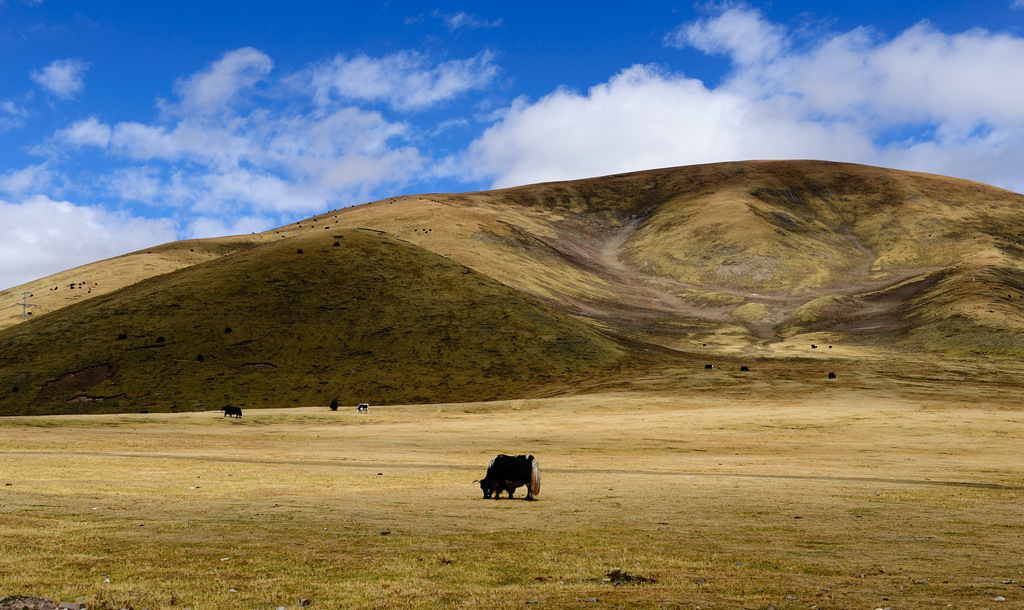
[668, 5, 786, 65]
[460, 6, 1024, 193]
[461, 65, 874, 188]
[432, 10, 503, 31]
[1, 99, 30, 132]
[0, 195, 176, 290]
[58, 117, 112, 148]
[30, 58, 90, 100]
[0, 164, 55, 196]
[301, 50, 499, 111]
[43, 48, 448, 221]
[756, 22, 1024, 130]
[171, 47, 272, 116]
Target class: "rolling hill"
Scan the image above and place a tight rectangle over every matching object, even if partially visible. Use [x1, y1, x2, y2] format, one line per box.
[4, 159, 1024, 415]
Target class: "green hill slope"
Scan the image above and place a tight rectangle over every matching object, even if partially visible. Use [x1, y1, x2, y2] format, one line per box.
[0, 229, 633, 415]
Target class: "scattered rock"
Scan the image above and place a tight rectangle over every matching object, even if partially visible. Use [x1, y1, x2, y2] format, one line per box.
[995, 596, 1006, 602]
[58, 603, 86, 610]
[694, 578, 707, 585]
[0, 597, 58, 610]
[299, 600, 311, 607]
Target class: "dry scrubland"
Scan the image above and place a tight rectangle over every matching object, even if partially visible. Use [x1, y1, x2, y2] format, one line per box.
[2, 378, 1023, 609]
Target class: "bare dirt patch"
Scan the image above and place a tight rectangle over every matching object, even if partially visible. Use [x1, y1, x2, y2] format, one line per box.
[30, 365, 113, 407]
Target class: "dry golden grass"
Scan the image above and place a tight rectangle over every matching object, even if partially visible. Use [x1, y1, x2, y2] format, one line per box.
[9, 160, 1024, 417]
[2, 380, 1022, 609]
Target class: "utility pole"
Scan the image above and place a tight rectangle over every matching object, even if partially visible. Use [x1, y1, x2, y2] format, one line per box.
[11, 292, 36, 321]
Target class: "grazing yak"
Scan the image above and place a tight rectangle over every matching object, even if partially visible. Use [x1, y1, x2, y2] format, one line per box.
[221, 406, 242, 418]
[476, 454, 540, 501]
[357, 403, 369, 413]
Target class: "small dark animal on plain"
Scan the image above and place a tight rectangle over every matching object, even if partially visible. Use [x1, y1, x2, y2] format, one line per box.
[811, 344, 818, 349]
[740, 365, 749, 372]
[476, 454, 540, 500]
[357, 403, 369, 413]
[704, 364, 713, 370]
[828, 372, 836, 379]
[329, 399, 339, 411]
[222, 406, 242, 418]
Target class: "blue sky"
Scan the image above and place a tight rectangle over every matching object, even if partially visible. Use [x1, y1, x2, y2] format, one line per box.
[3, 1, 1024, 289]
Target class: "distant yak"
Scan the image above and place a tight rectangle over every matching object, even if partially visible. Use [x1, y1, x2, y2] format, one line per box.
[828, 372, 836, 379]
[704, 364, 713, 370]
[221, 406, 242, 418]
[357, 403, 369, 413]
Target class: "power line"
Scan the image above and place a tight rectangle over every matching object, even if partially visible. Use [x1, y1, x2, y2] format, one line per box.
[11, 292, 36, 321]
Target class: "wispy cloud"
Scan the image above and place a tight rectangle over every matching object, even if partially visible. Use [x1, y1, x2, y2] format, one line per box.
[170, 47, 272, 116]
[42, 47, 497, 235]
[0, 164, 56, 196]
[431, 10, 503, 31]
[0, 98, 31, 132]
[30, 58, 90, 100]
[299, 50, 499, 111]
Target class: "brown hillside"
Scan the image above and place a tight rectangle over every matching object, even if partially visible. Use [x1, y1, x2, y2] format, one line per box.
[4, 160, 1024, 415]
[323, 161, 1024, 355]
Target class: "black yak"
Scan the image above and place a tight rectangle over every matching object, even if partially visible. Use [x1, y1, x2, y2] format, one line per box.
[476, 454, 540, 501]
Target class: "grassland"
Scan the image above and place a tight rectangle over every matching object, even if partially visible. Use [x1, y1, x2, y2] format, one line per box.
[2, 370, 1023, 609]
[3, 160, 1024, 607]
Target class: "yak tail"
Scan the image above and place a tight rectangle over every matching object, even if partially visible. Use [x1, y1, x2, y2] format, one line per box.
[529, 455, 540, 496]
